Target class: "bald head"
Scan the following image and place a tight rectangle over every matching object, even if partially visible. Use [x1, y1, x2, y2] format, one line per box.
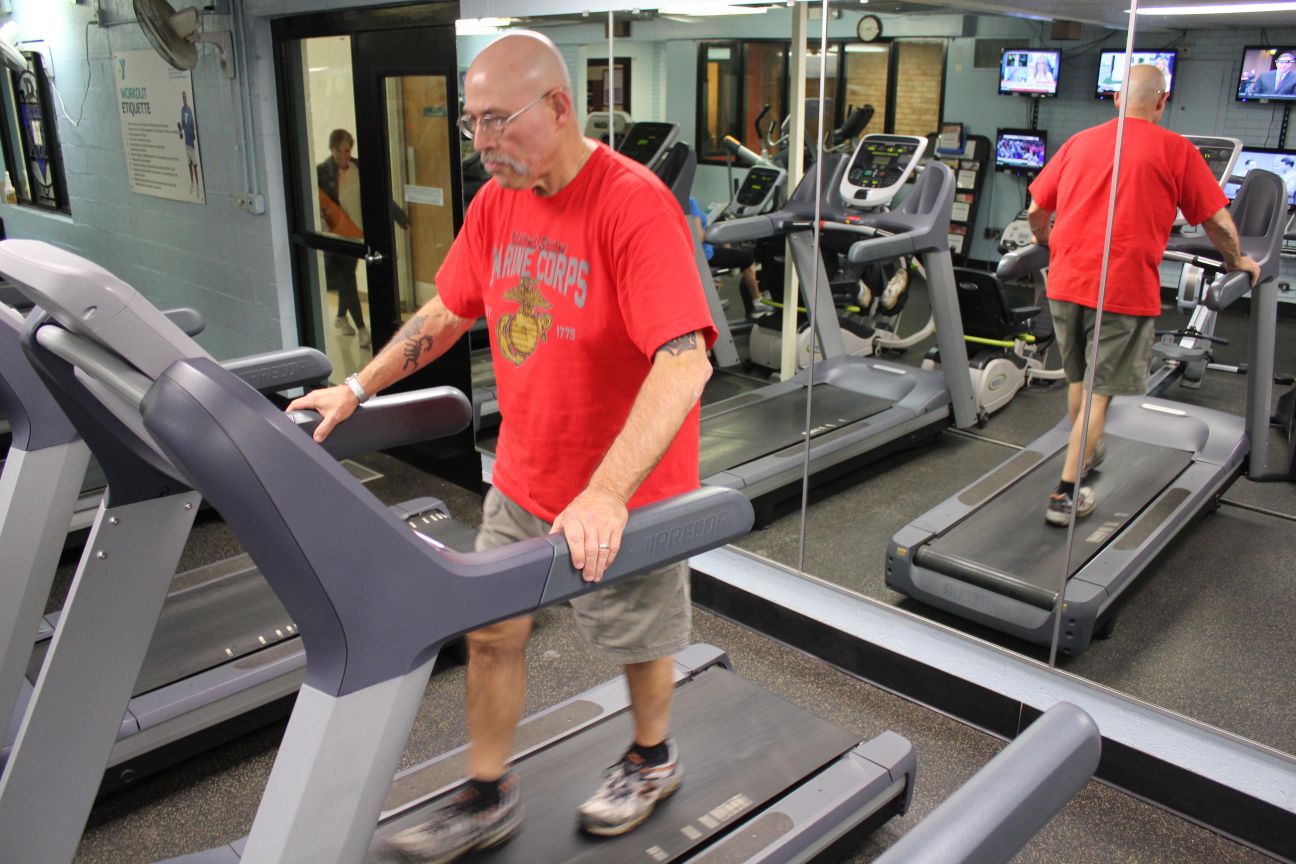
[1117, 63, 1169, 119]
[467, 31, 570, 98]
[461, 30, 590, 195]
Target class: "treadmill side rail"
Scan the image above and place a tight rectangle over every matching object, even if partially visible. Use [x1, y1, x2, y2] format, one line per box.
[872, 702, 1099, 864]
[689, 734, 915, 864]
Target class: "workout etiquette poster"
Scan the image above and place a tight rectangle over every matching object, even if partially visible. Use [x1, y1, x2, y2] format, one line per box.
[114, 49, 206, 205]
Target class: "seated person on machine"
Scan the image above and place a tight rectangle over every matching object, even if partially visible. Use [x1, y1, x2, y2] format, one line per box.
[687, 196, 773, 317]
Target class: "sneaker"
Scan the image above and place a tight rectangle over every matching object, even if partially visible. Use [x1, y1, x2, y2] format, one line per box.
[381, 774, 523, 864]
[334, 317, 355, 337]
[1045, 486, 1096, 526]
[358, 326, 372, 349]
[856, 284, 873, 308]
[750, 298, 775, 317]
[1082, 438, 1106, 478]
[579, 740, 683, 837]
[881, 266, 909, 310]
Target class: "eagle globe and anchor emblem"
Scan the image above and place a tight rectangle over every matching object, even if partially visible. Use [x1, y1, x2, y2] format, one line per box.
[497, 276, 554, 366]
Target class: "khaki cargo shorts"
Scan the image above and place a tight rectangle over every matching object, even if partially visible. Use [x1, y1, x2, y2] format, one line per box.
[475, 486, 692, 664]
[1049, 299, 1156, 396]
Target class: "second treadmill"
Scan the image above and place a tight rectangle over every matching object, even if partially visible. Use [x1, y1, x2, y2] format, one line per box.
[701, 137, 978, 519]
[887, 167, 1289, 655]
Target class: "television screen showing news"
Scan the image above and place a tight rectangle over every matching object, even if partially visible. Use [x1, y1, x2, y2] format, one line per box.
[1096, 50, 1176, 98]
[1237, 46, 1296, 102]
[1000, 50, 1060, 96]
[1224, 148, 1296, 208]
[995, 129, 1048, 173]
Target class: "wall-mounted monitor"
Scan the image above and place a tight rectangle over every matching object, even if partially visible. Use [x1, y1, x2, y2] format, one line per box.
[1096, 50, 1176, 99]
[999, 49, 1060, 97]
[1224, 147, 1296, 209]
[995, 128, 1047, 175]
[1236, 46, 1296, 102]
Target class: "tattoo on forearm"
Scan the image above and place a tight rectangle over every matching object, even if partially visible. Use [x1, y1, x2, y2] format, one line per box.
[398, 315, 435, 369]
[656, 332, 698, 357]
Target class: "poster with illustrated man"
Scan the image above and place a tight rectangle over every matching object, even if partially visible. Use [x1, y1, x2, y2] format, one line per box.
[114, 49, 205, 204]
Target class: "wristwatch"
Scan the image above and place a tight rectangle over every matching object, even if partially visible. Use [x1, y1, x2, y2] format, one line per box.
[344, 373, 371, 404]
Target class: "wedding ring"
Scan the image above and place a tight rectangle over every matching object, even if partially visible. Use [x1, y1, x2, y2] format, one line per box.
[598, 543, 610, 550]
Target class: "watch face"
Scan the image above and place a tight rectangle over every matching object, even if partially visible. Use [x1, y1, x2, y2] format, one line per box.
[857, 15, 881, 42]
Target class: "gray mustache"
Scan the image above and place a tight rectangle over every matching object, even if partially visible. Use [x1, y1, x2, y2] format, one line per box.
[483, 154, 528, 173]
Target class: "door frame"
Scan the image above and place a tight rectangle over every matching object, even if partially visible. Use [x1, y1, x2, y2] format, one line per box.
[272, 3, 479, 491]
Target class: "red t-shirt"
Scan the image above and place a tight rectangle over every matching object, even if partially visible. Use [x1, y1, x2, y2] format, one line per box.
[1029, 118, 1227, 316]
[436, 144, 718, 522]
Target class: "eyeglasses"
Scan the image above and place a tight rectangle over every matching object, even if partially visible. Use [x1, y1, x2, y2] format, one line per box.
[458, 90, 554, 140]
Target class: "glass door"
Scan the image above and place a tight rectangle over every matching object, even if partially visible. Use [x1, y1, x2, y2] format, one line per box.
[275, 9, 477, 490]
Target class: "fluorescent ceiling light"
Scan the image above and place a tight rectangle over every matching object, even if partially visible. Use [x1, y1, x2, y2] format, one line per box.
[657, 3, 768, 14]
[455, 17, 515, 34]
[1134, 2, 1296, 13]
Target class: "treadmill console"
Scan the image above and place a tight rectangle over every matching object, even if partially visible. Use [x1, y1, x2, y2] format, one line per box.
[731, 165, 785, 217]
[1175, 135, 1243, 227]
[616, 122, 678, 170]
[840, 134, 928, 207]
[1187, 135, 1243, 185]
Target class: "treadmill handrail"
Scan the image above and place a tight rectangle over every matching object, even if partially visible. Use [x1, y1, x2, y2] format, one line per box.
[705, 212, 776, 245]
[996, 244, 1049, 280]
[223, 347, 332, 394]
[1203, 270, 1254, 311]
[847, 161, 955, 262]
[287, 388, 474, 463]
[143, 355, 754, 697]
[872, 702, 1100, 864]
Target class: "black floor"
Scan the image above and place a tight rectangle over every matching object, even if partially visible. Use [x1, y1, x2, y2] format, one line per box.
[70, 453, 1274, 864]
[735, 291, 1296, 756]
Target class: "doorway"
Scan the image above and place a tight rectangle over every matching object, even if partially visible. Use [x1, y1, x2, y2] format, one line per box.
[273, 6, 477, 489]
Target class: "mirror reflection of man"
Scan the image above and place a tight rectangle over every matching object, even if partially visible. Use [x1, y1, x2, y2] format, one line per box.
[1249, 52, 1296, 96]
[1027, 65, 1260, 526]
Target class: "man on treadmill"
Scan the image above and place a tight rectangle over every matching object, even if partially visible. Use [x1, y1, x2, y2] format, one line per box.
[1027, 64, 1259, 525]
[286, 30, 716, 863]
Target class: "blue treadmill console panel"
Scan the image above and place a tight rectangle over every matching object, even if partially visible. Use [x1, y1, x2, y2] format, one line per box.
[840, 134, 928, 207]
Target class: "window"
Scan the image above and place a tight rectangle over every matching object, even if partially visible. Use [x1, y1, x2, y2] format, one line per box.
[0, 52, 69, 212]
[587, 57, 631, 114]
[697, 42, 740, 160]
[697, 38, 945, 166]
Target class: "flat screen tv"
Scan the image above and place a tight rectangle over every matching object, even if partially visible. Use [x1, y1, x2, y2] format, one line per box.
[1236, 46, 1296, 102]
[999, 49, 1060, 97]
[1224, 147, 1296, 209]
[995, 128, 1047, 175]
[1096, 50, 1176, 99]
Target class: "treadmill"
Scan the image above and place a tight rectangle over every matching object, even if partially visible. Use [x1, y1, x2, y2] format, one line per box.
[887, 168, 1288, 655]
[0, 289, 468, 795]
[0, 239, 917, 864]
[701, 138, 977, 520]
[0, 288, 307, 539]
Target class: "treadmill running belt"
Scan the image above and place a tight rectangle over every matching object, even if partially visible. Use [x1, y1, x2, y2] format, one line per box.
[27, 557, 294, 697]
[370, 665, 862, 863]
[917, 436, 1194, 608]
[699, 385, 893, 479]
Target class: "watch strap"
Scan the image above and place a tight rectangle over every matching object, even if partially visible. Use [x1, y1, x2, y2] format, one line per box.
[344, 373, 371, 404]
